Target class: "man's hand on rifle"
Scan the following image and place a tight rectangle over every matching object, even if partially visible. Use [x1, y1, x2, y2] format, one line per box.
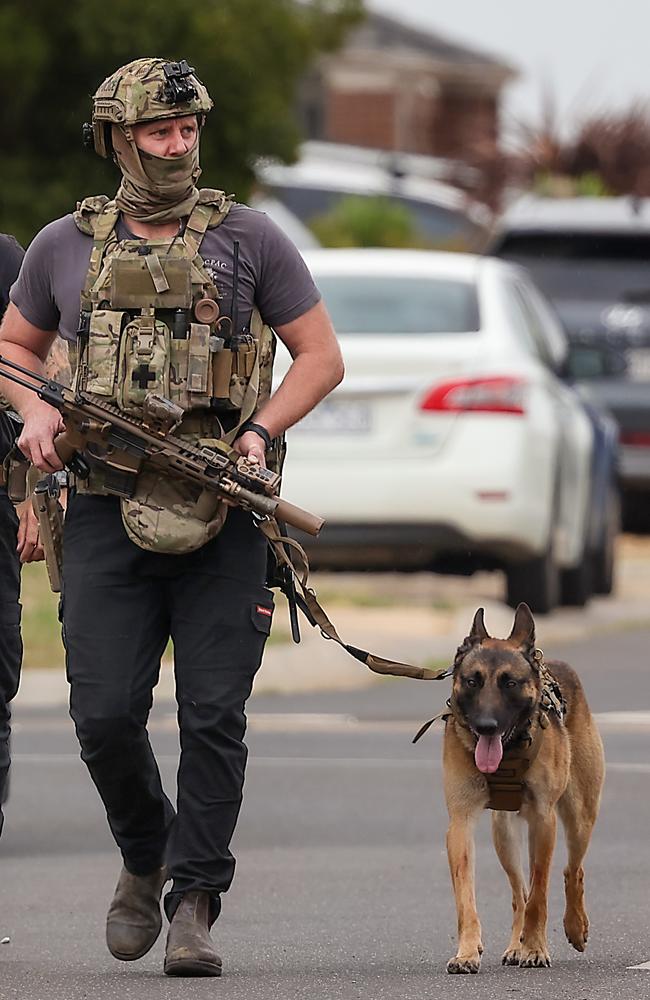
[17, 398, 65, 474]
[15, 497, 44, 563]
[233, 430, 267, 468]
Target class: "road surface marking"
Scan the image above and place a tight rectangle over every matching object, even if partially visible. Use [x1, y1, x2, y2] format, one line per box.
[12, 755, 650, 774]
[12, 753, 438, 768]
[628, 960, 650, 970]
[594, 711, 650, 729]
[14, 710, 650, 734]
[607, 762, 650, 773]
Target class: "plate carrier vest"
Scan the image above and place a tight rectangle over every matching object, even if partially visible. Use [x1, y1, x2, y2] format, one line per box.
[71, 190, 282, 553]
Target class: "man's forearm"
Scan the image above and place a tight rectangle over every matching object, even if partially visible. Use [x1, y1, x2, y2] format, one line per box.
[253, 350, 344, 439]
[0, 304, 58, 417]
[0, 341, 50, 416]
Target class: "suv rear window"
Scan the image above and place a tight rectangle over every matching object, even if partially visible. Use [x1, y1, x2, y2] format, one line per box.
[496, 232, 650, 303]
[314, 275, 480, 334]
[497, 232, 650, 261]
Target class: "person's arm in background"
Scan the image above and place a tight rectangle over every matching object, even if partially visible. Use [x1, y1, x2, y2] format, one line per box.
[0, 234, 44, 563]
[0, 234, 70, 559]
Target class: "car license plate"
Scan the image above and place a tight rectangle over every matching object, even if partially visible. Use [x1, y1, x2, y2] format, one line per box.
[627, 348, 650, 381]
[292, 399, 372, 434]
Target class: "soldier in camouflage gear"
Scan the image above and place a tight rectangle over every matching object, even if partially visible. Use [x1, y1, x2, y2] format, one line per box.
[0, 234, 30, 842]
[0, 57, 343, 978]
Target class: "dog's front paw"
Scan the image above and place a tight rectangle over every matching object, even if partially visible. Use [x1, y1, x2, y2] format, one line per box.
[447, 952, 481, 975]
[502, 947, 521, 966]
[519, 943, 551, 968]
[564, 908, 589, 952]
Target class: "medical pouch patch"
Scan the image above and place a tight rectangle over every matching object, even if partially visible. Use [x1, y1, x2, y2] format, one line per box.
[117, 316, 171, 413]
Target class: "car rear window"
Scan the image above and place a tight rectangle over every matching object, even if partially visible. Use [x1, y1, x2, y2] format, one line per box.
[270, 185, 477, 241]
[313, 275, 480, 334]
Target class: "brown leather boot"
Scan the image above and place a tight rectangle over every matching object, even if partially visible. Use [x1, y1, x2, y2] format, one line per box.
[164, 890, 222, 977]
[106, 865, 168, 961]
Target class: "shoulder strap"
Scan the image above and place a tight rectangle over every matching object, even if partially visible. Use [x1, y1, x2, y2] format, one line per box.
[80, 200, 120, 310]
[184, 189, 234, 256]
[73, 195, 111, 236]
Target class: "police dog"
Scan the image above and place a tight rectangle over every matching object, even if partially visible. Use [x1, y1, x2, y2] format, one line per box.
[442, 602, 604, 974]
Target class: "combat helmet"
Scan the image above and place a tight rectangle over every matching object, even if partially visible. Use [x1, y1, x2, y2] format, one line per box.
[85, 57, 213, 158]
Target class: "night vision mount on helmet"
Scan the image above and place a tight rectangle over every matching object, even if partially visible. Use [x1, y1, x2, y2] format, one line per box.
[83, 57, 213, 158]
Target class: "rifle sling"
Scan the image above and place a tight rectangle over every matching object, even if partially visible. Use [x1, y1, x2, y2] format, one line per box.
[259, 519, 453, 682]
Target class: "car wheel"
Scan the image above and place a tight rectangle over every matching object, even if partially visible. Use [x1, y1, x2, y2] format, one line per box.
[593, 482, 620, 596]
[559, 555, 592, 607]
[505, 548, 559, 615]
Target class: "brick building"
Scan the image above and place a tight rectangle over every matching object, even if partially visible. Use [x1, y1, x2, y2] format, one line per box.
[299, 12, 516, 161]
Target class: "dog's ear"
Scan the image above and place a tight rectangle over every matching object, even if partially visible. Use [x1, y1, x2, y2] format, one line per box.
[469, 607, 489, 641]
[508, 602, 535, 651]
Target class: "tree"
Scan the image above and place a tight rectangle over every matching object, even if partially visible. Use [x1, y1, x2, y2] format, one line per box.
[0, 0, 362, 245]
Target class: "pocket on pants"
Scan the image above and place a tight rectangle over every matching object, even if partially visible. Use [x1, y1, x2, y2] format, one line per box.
[250, 600, 274, 635]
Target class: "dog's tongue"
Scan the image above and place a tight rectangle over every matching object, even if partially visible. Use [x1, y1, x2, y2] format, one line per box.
[475, 734, 503, 773]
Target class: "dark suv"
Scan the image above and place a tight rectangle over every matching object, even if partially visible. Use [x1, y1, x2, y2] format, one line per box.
[488, 195, 650, 515]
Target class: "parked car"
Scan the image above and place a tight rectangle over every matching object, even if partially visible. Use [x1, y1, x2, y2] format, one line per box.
[488, 195, 650, 516]
[255, 141, 488, 248]
[276, 249, 619, 613]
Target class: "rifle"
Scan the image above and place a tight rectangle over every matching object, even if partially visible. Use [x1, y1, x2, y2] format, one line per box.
[32, 476, 64, 593]
[0, 355, 323, 537]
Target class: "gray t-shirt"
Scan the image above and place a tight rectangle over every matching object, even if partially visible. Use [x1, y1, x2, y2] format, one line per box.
[10, 202, 321, 341]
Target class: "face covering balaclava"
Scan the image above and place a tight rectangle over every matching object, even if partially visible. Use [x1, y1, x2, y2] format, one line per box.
[111, 122, 201, 224]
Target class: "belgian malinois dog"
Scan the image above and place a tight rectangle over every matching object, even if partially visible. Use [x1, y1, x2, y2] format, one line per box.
[442, 602, 604, 974]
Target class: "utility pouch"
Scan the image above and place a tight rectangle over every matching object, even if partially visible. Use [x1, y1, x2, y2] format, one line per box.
[84, 309, 127, 396]
[120, 470, 228, 554]
[117, 316, 171, 414]
[109, 256, 193, 310]
[187, 323, 211, 395]
[169, 325, 213, 411]
[211, 348, 234, 406]
[233, 338, 256, 379]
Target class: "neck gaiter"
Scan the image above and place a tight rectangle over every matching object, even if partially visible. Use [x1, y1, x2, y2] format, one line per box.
[112, 125, 201, 224]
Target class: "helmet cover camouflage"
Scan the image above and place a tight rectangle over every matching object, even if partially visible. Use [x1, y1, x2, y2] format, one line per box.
[90, 57, 213, 158]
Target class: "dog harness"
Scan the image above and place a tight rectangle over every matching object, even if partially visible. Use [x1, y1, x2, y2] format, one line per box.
[412, 651, 566, 812]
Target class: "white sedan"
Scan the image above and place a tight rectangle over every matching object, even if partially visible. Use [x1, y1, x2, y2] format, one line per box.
[276, 249, 595, 614]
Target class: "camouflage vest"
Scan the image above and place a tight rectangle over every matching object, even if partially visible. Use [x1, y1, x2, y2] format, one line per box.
[72, 190, 280, 553]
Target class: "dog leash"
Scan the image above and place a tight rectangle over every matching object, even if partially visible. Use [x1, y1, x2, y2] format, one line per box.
[259, 519, 454, 681]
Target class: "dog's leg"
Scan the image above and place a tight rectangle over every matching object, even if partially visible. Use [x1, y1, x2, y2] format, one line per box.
[558, 763, 603, 952]
[492, 811, 527, 965]
[446, 813, 483, 974]
[519, 809, 556, 967]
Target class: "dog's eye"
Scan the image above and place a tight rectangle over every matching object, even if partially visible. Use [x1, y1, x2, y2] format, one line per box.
[505, 679, 517, 689]
[465, 677, 478, 687]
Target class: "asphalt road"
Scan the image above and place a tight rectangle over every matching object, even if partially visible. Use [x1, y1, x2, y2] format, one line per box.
[1, 627, 649, 1000]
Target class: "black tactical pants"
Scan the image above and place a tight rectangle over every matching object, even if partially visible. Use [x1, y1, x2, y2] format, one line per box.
[0, 490, 21, 838]
[63, 494, 273, 921]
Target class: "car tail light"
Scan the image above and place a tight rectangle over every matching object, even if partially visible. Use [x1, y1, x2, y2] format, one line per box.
[620, 431, 650, 447]
[419, 376, 527, 415]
